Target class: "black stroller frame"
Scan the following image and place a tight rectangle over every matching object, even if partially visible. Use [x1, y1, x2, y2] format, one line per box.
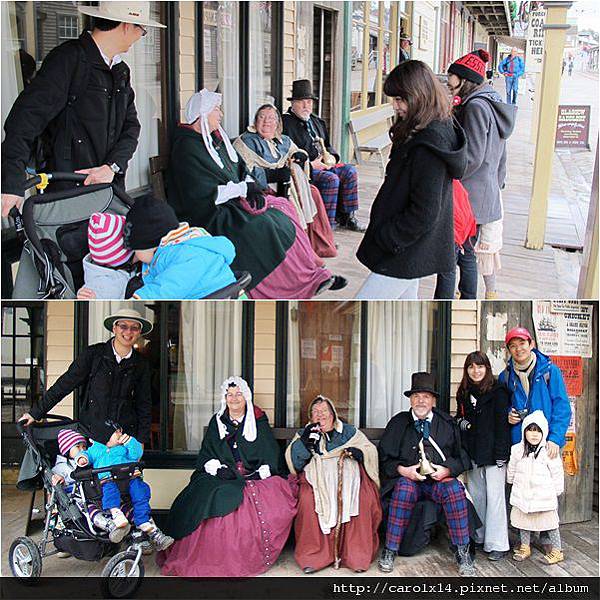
[9, 415, 150, 597]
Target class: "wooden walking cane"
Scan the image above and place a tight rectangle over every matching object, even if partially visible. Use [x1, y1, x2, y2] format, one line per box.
[333, 449, 348, 569]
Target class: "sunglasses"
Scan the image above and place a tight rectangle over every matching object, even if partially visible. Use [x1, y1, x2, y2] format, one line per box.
[136, 24, 148, 37]
[116, 322, 142, 333]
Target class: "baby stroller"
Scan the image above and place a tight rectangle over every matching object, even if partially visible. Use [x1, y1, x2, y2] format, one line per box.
[10, 171, 252, 300]
[10, 415, 150, 598]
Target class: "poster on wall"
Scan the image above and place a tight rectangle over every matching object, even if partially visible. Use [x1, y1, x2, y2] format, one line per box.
[551, 355, 584, 397]
[555, 105, 591, 150]
[532, 301, 593, 358]
[524, 4, 546, 73]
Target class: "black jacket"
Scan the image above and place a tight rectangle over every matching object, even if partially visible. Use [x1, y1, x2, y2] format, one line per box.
[29, 340, 151, 444]
[378, 408, 471, 500]
[2, 31, 140, 196]
[456, 381, 511, 465]
[356, 119, 468, 279]
[282, 109, 339, 164]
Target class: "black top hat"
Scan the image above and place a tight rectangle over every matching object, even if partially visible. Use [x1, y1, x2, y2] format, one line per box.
[288, 79, 318, 102]
[403, 372, 439, 398]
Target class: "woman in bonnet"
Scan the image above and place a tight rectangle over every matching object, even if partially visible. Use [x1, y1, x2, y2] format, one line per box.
[157, 376, 297, 577]
[166, 89, 346, 298]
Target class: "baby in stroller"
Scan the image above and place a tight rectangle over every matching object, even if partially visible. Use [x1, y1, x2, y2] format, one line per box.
[56, 427, 173, 552]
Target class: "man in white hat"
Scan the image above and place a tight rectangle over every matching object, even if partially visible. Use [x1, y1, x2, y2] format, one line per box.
[1, 1, 165, 216]
[19, 308, 153, 446]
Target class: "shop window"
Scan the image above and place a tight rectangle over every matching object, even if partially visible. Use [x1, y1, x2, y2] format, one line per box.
[1, 304, 45, 424]
[283, 301, 447, 428]
[248, 1, 275, 118]
[87, 301, 245, 459]
[1, 1, 168, 193]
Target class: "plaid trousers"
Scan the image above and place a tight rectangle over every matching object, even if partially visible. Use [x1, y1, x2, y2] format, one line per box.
[386, 477, 470, 550]
[311, 164, 359, 224]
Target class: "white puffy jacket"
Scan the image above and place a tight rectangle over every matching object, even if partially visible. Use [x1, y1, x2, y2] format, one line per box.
[506, 410, 564, 514]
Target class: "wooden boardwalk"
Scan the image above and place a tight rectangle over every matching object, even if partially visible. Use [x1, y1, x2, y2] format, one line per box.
[2, 479, 597, 578]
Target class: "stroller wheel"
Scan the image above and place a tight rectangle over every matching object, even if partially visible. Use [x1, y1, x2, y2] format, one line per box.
[8, 536, 42, 582]
[100, 550, 144, 599]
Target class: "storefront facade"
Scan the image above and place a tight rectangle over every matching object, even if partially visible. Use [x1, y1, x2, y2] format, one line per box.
[2, 300, 597, 521]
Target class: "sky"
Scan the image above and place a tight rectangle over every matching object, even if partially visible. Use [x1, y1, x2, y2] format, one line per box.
[570, 1, 600, 34]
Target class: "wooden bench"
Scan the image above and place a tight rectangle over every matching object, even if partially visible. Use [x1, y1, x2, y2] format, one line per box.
[348, 105, 395, 177]
[149, 155, 169, 201]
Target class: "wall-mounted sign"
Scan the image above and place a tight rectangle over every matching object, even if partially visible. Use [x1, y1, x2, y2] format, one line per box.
[552, 355, 584, 397]
[525, 5, 546, 73]
[555, 105, 591, 149]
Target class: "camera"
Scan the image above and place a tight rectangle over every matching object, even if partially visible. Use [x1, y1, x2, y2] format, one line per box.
[457, 418, 472, 432]
[513, 408, 529, 421]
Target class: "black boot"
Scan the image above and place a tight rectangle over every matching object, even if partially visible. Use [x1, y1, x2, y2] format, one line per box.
[337, 212, 366, 233]
[456, 544, 476, 576]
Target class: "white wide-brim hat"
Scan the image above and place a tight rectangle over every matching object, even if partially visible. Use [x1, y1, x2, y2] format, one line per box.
[78, 1, 166, 29]
[104, 308, 153, 335]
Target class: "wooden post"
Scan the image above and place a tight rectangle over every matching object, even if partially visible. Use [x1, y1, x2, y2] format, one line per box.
[375, 5, 385, 106]
[360, 2, 371, 111]
[390, 2, 399, 70]
[525, 1, 573, 250]
[577, 142, 599, 298]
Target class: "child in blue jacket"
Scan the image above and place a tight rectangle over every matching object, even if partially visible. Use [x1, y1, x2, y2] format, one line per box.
[123, 194, 238, 299]
[80, 426, 174, 551]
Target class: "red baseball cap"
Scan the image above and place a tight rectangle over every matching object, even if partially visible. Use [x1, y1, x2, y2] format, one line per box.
[505, 327, 533, 345]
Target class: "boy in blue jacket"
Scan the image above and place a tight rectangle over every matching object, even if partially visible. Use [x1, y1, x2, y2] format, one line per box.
[79, 425, 174, 551]
[499, 327, 571, 460]
[123, 194, 237, 299]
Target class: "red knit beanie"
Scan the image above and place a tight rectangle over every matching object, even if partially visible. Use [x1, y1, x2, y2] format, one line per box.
[448, 49, 490, 84]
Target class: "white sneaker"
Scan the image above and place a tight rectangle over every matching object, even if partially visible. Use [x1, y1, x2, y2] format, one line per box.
[106, 519, 131, 543]
[110, 508, 129, 529]
[56, 551, 71, 558]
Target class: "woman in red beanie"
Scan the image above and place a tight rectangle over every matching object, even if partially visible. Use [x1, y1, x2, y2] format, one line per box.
[434, 49, 516, 300]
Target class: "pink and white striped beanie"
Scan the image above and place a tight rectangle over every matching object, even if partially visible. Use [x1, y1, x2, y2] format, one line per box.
[58, 429, 87, 457]
[88, 212, 134, 267]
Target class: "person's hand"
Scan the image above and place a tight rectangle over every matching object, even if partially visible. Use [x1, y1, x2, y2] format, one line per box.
[546, 441, 560, 459]
[429, 465, 451, 481]
[508, 409, 522, 425]
[51, 474, 65, 486]
[300, 424, 321, 451]
[77, 287, 97, 300]
[496, 459, 507, 468]
[257, 465, 271, 480]
[18, 412, 35, 426]
[2, 194, 24, 217]
[244, 181, 266, 210]
[311, 158, 330, 171]
[292, 152, 307, 167]
[398, 464, 426, 482]
[75, 165, 115, 186]
[216, 466, 237, 480]
[345, 447, 364, 463]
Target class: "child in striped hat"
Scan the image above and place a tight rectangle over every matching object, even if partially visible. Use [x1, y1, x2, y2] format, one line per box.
[79, 212, 138, 300]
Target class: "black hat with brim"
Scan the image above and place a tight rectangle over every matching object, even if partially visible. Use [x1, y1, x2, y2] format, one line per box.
[288, 79, 319, 101]
[403, 372, 439, 398]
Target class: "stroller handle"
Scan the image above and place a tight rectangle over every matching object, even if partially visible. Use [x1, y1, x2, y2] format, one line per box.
[72, 461, 145, 481]
[16, 413, 75, 434]
[23, 172, 88, 192]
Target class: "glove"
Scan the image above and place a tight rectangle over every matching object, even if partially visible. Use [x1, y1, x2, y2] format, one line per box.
[216, 466, 237, 480]
[257, 465, 271, 480]
[345, 447, 363, 463]
[300, 424, 321, 451]
[245, 181, 266, 210]
[456, 418, 472, 432]
[496, 459, 507, 469]
[266, 166, 291, 184]
[292, 152, 307, 168]
[216, 181, 247, 205]
[204, 458, 223, 476]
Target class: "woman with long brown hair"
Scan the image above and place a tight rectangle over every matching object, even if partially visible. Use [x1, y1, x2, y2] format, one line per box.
[456, 351, 511, 560]
[356, 60, 467, 299]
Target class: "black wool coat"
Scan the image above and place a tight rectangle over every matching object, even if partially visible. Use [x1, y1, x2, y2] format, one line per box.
[378, 408, 472, 501]
[282, 109, 340, 163]
[2, 31, 140, 196]
[29, 340, 151, 444]
[456, 381, 511, 465]
[356, 119, 468, 279]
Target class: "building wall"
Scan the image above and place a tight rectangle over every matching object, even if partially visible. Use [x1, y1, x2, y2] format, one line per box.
[411, 1, 438, 67]
[178, 1, 196, 123]
[253, 302, 277, 422]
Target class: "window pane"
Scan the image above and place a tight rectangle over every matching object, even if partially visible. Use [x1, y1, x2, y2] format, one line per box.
[352, 1, 364, 22]
[248, 1, 274, 119]
[168, 302, 243, 453]
[1, 339, 14, 365]
[350, 22, 364, 111]
[365, 302, 439, 427]
[367, 28, 379, 107]
[202, 1, 240, 135]
[383, 1, 392, 30]
[15, 337, 30, 364]
[15, 307, 30, 335]
[287, 302, 361, 427]
[2, 307, 14, 335]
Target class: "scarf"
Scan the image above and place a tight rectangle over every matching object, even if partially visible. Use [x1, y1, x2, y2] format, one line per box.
[515, 352, 537, 398]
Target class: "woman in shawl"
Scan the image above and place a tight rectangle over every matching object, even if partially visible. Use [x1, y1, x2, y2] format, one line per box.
[233, 104, 337, 259]
[285, 396, 382, 573]
[166, 89, 346, 299]
[157, 377, 298, 577]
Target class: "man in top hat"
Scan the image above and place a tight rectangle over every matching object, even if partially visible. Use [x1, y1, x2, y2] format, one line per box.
[1, 1, 166, 217]
[499, 327, 570, 460]
[399, 33, 412, 63]
[377, 372, 474, 576]
[282, 80, 365, 232]
[19, 308, 153, 445]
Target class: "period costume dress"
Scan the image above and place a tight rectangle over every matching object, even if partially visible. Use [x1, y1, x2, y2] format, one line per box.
[285, 397, 381, 572]
[234, 128, 337, 258]
[157, 377, 297, 577]
[166, 90, 331, 299]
